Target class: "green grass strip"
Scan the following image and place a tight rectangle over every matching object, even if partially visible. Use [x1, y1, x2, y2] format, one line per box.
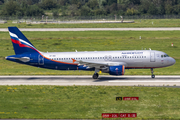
[0, 85, 179, 119]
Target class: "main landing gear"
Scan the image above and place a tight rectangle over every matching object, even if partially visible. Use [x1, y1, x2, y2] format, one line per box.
[92, 69, 99, 79]
[151, 68, 155, 78]
[93, 73, 99, 79]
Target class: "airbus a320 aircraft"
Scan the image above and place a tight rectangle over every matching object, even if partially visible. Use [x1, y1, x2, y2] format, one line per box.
[6, 27, 176, 79]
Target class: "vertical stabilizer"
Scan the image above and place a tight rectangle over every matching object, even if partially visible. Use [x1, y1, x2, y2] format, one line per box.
[8, 27, 39, 55]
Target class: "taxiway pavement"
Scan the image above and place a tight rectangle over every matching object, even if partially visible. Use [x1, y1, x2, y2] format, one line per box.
[0, 75, 180, 86]
[1, 28, 180, 31]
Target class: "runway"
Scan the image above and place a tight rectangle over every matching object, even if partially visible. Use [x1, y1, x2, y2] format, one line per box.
[0, 75, 180, 86]
[1, 28, 180, 31]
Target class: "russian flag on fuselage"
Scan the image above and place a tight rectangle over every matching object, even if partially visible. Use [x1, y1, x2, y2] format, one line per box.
[8, 27, 39, 55]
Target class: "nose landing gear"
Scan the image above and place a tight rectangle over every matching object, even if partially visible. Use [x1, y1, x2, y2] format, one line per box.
[151, 68, 155, 78]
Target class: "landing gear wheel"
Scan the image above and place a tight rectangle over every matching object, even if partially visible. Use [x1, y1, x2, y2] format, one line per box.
[92, 73, 99, 79]
[151, 74, 155, 78]
[151, 68, 155, 78]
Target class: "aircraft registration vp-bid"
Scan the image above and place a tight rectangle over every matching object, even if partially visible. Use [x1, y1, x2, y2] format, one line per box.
[6, 27, 176, 79]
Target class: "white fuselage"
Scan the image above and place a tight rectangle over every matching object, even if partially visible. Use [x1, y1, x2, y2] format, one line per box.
[42, 50, 175, 69]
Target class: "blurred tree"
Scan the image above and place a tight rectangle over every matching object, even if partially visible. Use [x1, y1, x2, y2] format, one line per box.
[147, 3, 158, 15]
[80, 5, 91, 16]
[0, 0, 4, 5]
[27, 0, 33, 5]
[93, 8, 106, 15]
[126, 8, 138, 15]
[53, 9, 59, 17]
[57, 0, 69, 6]
[87, 0, 99, 9]
[70, 0, 79, 4]
[107, 0, 117, 5]
[68, 4, 80, 16]
[16, 9, 24, 17]
[102, 0, 107, 6]
[165, 0, 173, 14]
[173, 4, 180, 14]
[109, 3, 117, 13]
[138, 0, 150, 14]
[25, 4, 44, 16]
[157, 4, 165, 15]
[177, 0, 180, 4]
[104, 5, 110, 14]
[129, 0, 140, 5]
[1, 0, 20, 16]
[40, 0, 57, 10]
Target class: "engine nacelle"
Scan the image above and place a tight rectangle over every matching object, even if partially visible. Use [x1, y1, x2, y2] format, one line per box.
[109, 65, 125, 75]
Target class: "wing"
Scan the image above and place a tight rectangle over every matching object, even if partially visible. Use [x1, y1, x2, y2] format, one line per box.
[72, 58, 127, 69]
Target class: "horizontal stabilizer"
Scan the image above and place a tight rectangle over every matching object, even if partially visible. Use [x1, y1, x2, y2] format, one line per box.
[6, 57, 30, 62]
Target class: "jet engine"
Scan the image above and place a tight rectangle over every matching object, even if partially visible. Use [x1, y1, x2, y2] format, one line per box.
[109, 65, 125, 75]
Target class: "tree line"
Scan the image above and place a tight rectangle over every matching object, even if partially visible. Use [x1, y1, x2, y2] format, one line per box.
[0, 0, 180, 17]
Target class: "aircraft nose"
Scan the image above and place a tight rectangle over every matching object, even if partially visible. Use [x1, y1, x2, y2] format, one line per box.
[171, 57, 176, 65]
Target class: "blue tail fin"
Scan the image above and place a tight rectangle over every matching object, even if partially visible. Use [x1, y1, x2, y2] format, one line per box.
[8, 27, 39, 55]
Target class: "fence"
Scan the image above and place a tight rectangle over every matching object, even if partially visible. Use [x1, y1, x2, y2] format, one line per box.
[0, 15, 180, 24]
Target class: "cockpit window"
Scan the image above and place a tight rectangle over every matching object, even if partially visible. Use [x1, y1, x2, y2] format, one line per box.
[165, 54, 169, 57]
[161, 54, 169, 58]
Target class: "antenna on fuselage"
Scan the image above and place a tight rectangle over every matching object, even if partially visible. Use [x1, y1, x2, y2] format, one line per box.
[75, 50, 77, 52]
[149, 48, 151, 50]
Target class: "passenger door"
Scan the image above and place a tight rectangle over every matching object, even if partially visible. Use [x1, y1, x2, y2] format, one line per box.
[150, 52, 155, 62]
[38, 55, 44, 65]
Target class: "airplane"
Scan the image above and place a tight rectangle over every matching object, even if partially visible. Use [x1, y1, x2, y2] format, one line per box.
[6, 27, 176, 79]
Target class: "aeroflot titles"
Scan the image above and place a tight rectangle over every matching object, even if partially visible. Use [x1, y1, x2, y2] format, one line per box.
[122, 52, 143, 54]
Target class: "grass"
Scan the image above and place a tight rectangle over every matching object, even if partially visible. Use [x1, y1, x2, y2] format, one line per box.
[0, 86, 180, 119]
[1, 19, 180, 28]
[0, 31, 179, 75]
